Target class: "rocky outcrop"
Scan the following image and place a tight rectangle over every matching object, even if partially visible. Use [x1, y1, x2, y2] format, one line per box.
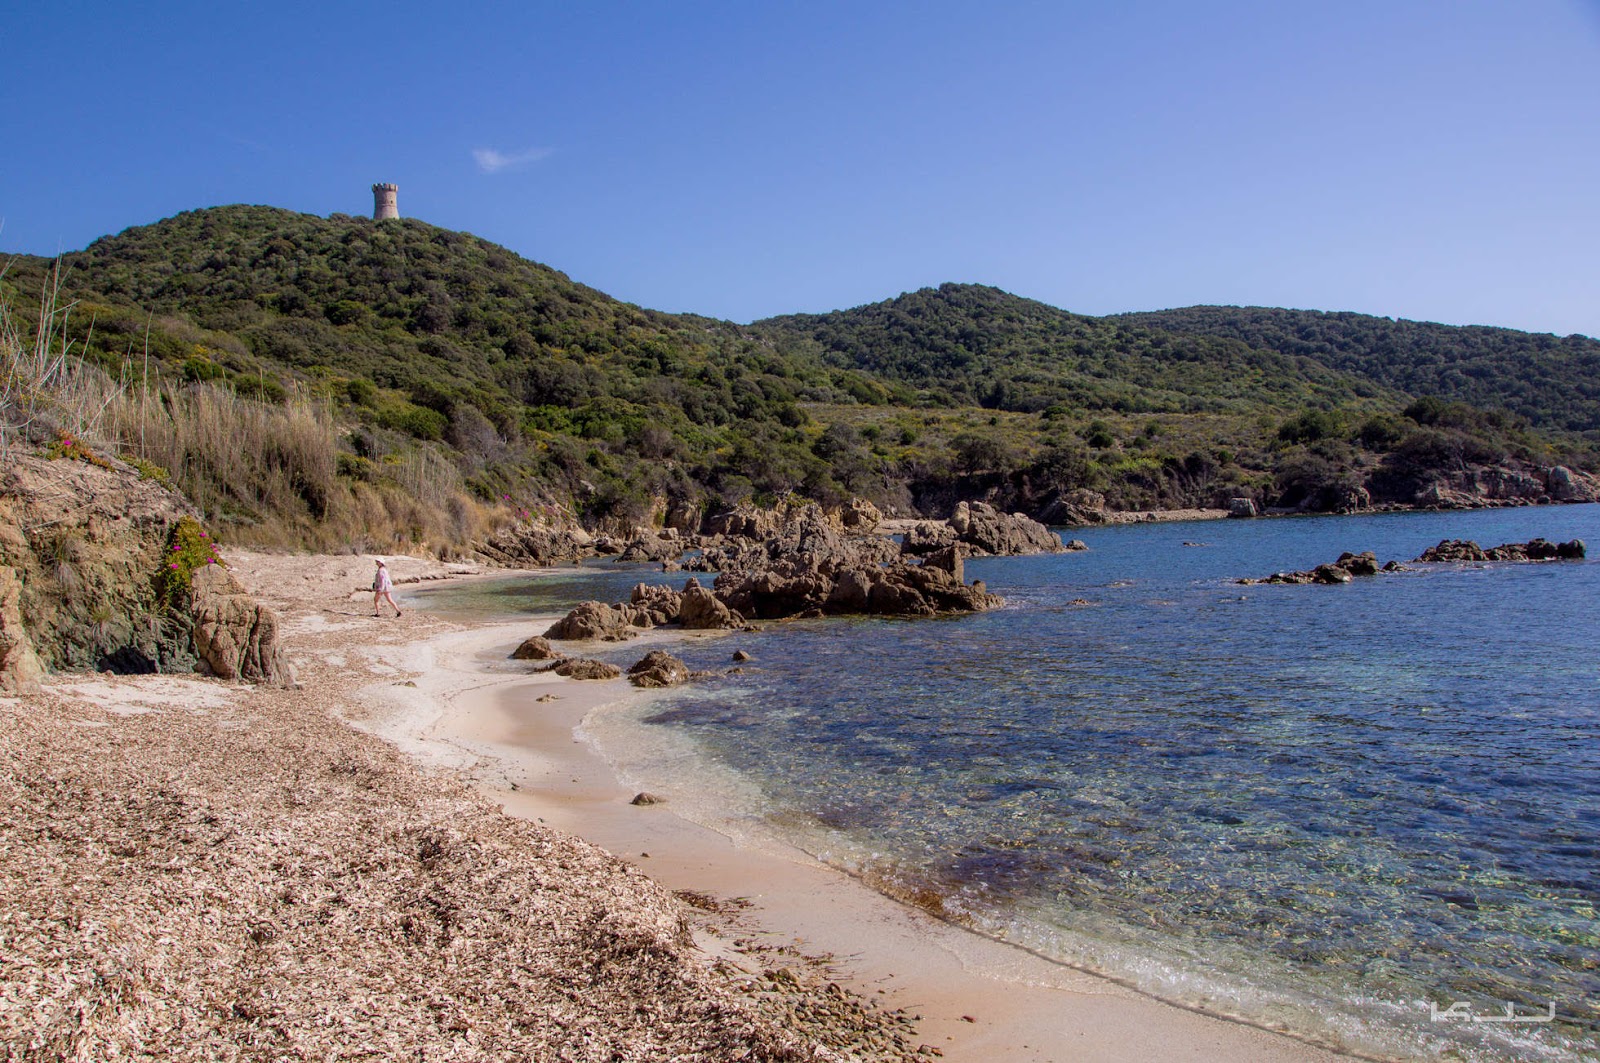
[1038, 489, 1112, 526]
[476, 521, 594, 566]
[840, 497, 882, 531]
[679, 580, 739, 629]
[0, 453, 286, 683]
[1398, 464, 1600, 510]
[553, 658, 622, 680]
[627, 650, 690, 688]
[948, 501, 1064, 555]
[1414, 538, 1586, 563]
[188, 566, 291, 685]
[901, 501, 1063, 558]
[1238, 551, 1384, 586]
[0, 566, 43, 694]
[1228, 497, 1258, 518]
[630, 583, 684, 625]
[616, 531, 686, 564]
[544, 601, 648, 641]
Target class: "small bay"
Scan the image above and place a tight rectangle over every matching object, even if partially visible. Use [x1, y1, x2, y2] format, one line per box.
[431, 505, 1600, 1062]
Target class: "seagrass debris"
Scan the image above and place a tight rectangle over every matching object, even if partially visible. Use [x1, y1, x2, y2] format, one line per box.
[0, 676, 932, 1061]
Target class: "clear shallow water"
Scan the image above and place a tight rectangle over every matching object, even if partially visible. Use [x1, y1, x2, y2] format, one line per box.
[422, 508, 1600, 1061]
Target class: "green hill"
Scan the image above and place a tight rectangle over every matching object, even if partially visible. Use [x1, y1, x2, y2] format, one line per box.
[3, 206, 1594, 550]
[1111, 305, 1600, 434]
[754, 283, 1397, 415]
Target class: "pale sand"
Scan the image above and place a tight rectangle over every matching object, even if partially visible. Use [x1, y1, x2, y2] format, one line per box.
[240, 552, 1363, 1063]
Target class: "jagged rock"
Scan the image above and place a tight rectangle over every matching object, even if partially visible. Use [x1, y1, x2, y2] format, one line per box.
[1415, 538, 1586, 563]
[510, 635, 559, 660]
[617, 534, 678, 563]
[188, 566, 291, 685]
[1239, 550, 1383, 586]
[1039, 489, 1111, 526]
[1064, 539, 1088, 551]
[901, 522, 958, 554]
[945, 501, 1063, 556]
[0, 566, 43, 694]
[731, 649, 752, 662]
[840, 497, 882, 531]
[921, 544, 965, 582]
[1228, 497, 1258, 518]
[553, 658, 622, 680]
[477, 521, 592, 566]
[544, 601, 639, 641]
[630, 792, 665, 806]
[627, 650, 690, 688]
[1334, 551, 1380, 576]
[630, 583, 684, 625]
[679, 581, 738, 629]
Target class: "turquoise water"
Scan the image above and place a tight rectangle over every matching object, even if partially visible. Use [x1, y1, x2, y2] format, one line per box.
[420, 507, 1600, 1061]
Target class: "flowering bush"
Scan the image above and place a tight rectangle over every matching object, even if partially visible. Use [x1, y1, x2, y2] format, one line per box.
[46, 430, 114, 469]
[155, 516, 222, 610]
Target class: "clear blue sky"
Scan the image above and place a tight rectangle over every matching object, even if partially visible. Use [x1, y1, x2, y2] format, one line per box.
[5, 1, 1599, 337]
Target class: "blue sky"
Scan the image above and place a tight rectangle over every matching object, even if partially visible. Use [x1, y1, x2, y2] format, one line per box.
[5, 1, 1599, 336]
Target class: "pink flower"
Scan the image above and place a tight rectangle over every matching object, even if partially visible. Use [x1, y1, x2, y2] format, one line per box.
[169, 562, 179, 569]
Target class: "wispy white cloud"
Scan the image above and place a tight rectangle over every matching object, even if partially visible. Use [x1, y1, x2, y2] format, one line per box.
[473, 146, 552, 174]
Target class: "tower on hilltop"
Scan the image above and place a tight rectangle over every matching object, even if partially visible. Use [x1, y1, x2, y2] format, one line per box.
[372, 183, 399, 220]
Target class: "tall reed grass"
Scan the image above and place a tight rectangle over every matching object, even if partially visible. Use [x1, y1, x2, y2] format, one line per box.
[1, 262, 501, 555]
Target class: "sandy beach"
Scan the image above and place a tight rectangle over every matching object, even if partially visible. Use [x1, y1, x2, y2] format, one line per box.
[4, 550, 1364, 1061]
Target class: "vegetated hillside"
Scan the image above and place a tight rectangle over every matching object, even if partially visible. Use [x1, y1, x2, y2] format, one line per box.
[1111, 305, 1600, 434]
[1, 206, 885, 537]
[3, 207, 1593, 554]
[754, 283, 1399, 415]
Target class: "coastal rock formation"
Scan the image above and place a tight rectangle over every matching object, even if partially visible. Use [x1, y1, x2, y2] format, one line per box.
[476, 521, 593, 567]
[553, 657, 623, 680]
[627, 650, 691, 688]
[948, 501, 1064, 556]
[1229, 497, 1258, 518]
[544, 600, 647, 641]
[1414, 538, 1586, 563]
[1038, 489, 1112, 526]
[840, 496, 882, 531]
[1238, 551, 1383, 586]
[902, 501, 1063, 557]
[0, 566, 43, 694]
[679, 580, 739, 629]
[188, 566, 291, 685]
[510, 635, 559, 660]
[630, 582, 684, 625]
[616, 531, 682, 564]
[1397, 464, 1600, 510]
[0, 453, 285, 683]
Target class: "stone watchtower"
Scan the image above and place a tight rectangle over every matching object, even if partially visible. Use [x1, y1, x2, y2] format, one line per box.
[372, 183, 399, 220]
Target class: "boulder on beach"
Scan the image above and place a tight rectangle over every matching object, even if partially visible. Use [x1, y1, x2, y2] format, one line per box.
[627, 650, 691, 688]
[553, 658, 622, 680]
[630, 583, 684, 625]
[544, 601, 642, 641]
[510, 635, 559, 660]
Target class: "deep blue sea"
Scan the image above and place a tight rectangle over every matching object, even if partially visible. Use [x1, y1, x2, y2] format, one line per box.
[419, 506, 1600, 1061]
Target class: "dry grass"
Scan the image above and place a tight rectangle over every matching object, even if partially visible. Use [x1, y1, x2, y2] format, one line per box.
[0, 266, 504, 556]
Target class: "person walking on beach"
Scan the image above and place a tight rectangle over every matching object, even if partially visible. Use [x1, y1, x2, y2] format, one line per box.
[373, 559, 402, 618]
